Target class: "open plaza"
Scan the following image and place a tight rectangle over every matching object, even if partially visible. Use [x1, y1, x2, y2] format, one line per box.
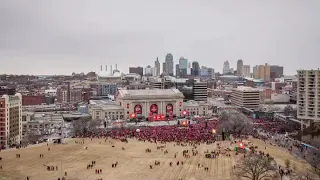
[0, 137, 316, 180]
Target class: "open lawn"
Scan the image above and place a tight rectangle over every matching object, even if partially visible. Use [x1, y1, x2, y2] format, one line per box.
[0, 138, 316, 180]
[249, 138, 317, 179]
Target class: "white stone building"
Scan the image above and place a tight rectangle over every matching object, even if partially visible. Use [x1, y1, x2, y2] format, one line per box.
[183, 100, 209, 116]
[116, 89, 184, 119]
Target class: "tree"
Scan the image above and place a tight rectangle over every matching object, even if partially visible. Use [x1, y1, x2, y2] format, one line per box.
[217, 110, 253, 135]
[88, 119, 102, 131]
[72, 119, 90, 135]
[283, 105, 294, 116]
[234, 152, 279, 180]
[310, 150, 320, 178]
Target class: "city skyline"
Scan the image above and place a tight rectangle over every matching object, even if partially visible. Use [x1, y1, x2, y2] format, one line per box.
[1, 0, 319, 75]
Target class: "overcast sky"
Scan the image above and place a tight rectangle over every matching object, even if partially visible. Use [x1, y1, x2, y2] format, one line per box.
[0, 0, 319, 75]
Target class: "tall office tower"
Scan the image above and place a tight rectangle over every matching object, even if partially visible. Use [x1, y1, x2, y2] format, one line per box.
[270, 65, 284, 80]
[252, 63, 270, 81]
[0, 93, 22, 148]
[178, 57, 188, 77]
[187, 62, 191, 75]
[237, 59, 244, 76]
[154, 57, 160, 76]
[129, 66, 144, 77]
[193, 82, 208, 102]
[297, 70, 320, 124]
[162, 62, 166, 74]
[144, 65, 153, 76]
[175, 64, 180, 77]
[191, 61, 200, 76]
[165, 53, 174, 76]
[243, 65, 251, 77]
[223, 60, 230, 74]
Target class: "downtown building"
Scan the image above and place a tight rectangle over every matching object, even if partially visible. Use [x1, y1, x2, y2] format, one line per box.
[231, 86, 260, 110]
[297, 70, 320, 124]
[0, 93, 22, 148]
[253, 63, 271, 81]
[129, 67, 143, 77]
[178, 57, 188, 78]
[165, 53, 174, 76]
[154, 57, 160, 76]
[192, 82, 208, 102]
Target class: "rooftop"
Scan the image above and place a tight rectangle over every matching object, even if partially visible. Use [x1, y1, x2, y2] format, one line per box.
[118, 88, 184, 99]
[235, 86, 260, 92]
[89, 99, 116, 105]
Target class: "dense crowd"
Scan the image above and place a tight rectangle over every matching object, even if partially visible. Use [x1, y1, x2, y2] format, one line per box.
[78, 119, 218, 143]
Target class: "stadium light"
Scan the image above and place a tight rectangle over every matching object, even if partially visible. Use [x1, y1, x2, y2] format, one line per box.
[238, 142, 244, 149]
[130, 113, 136, 119]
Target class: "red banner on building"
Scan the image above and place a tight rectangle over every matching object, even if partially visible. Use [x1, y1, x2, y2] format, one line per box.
[166, 104, 173, 114]
[134, 104, 142, 114]
[150, 104, 158, 114]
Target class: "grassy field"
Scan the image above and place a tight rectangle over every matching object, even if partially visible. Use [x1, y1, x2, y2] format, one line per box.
[0, 138, 316, 180]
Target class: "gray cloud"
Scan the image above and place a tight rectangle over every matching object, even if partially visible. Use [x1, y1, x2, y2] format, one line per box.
[0, 0, 320, 75]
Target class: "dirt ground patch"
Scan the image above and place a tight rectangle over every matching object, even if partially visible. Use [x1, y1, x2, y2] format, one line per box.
[0, 138, 315, 180]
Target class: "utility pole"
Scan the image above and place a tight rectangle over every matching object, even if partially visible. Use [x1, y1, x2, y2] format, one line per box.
[301, 120, 304, 142]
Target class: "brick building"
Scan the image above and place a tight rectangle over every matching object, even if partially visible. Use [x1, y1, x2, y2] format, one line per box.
[56, 87, 84, 104]
[0, 93, 22, 148]
[22, 95, 46, 106]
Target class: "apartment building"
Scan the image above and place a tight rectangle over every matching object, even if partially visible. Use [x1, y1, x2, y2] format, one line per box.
[231, 86, 260, 110]
[0, 93, 22, 148]
[193, 82, 208, 102]
[297, 70, 320, 123]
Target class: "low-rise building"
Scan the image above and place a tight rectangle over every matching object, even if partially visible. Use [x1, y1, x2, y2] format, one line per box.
[182, 100, 209, 116]
[22, 95, 46, 106]
[231, 86, 260, 110]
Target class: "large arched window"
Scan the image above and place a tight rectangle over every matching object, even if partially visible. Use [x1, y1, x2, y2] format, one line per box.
[134, 104, 142, 114]
[150, 104, 158, 114]
[166, 104, 173, 114]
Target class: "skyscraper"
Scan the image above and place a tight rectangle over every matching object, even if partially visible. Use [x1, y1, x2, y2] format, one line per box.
[252, 63, 270, 81]
[175, 64, 180, 77]
[237, 59, 243, 76]
[165, 53, 174, 76]
[270, 65, 284, 80]
[154, 57, 160, 76]
[223, 60, 230, 74]
[144, 65, 153, 76]
[191, 61, 200, 76]
[243, 65, 251, 77]
[297, 70, 320, 123]
[162, 62, 166, 74]
[178, 57, 188, 77]
[129, 66, 143, 77]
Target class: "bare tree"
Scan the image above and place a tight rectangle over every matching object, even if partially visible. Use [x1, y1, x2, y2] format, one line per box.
[234, 152, 279, 180]
[310, 150, 320, 178]
[217, 110, 253, 135]
[72, 119, 89, 135]
[22, 133, 42, 144]
[283, 105, 294, 116]
[88, 119, 102, 131]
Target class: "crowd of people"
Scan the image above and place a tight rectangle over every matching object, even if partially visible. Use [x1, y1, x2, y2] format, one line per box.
[78, 119, 218, 143]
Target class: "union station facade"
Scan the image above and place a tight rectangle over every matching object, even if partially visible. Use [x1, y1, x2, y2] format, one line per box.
[116, 89, 184, 119]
